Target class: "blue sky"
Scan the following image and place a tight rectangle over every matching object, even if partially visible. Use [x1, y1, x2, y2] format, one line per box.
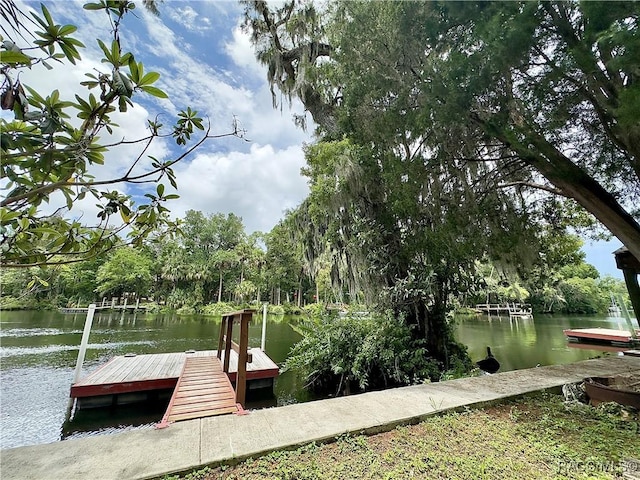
[15, 0, 313, 234]
[583, 240, 624, 279]
[11, 0, 625, 279]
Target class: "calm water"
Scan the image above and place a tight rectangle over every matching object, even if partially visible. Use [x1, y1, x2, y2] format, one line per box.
[0, 310, 630, 449]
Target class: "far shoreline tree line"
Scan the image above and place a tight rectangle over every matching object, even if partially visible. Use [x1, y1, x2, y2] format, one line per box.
[0, 207, 629, 319]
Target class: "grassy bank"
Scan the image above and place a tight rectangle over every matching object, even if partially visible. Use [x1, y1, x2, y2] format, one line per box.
[166, 393, 639, 480]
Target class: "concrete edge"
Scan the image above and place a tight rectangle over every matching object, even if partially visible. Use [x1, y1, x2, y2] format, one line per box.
[145, 386, 565, 480]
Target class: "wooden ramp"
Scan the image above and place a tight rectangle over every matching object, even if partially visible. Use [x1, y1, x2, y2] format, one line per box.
[157, 356, 239, 427]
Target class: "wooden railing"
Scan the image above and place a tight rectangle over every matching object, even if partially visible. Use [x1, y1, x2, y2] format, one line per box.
[217, 309, 254, 407]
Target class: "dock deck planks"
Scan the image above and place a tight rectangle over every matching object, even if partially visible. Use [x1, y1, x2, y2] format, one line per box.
[71, 349, 279, 399]
[158, 356, 239, 426]
[564, 328, 640, 345]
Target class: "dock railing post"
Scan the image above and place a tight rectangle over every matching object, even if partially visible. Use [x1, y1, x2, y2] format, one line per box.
[236, 310, 251, 407]
[223, 315, 233, 373]
[217, 316, 226, 360]
[73, 304, 96, 384]
[261, 303, 268, 351]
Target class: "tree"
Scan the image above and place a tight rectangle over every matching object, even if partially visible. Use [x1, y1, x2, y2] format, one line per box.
[153, 210, 249, 306]
[1, 0, 240, 268]
[242, 0, 337, 135]
[246, 1, 640, 370]
[288, 138, 536, 369]
[264, 219, 304, 305]
[243, 0, 640, 263]
[95, 246, 152, 297]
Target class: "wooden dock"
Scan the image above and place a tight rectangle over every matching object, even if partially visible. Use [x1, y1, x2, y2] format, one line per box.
[157, 356, 239, 427]
[475, 303, 532, 317]
[59, 305, 147, 313]
[564, 328, 640, 347]
[71, 349, 279, 408]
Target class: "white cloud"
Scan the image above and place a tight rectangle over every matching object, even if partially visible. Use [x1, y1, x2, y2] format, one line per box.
[7, 0, 315, 238]
[224, 25, 266, 78]
[168, 6, 213, 33]
[171, 143, 309, 233]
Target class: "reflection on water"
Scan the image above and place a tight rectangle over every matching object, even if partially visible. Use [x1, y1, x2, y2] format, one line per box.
[455, 313, 630, 371]
[0, 309, 629, 449]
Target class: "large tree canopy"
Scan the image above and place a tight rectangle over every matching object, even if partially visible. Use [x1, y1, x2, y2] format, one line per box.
[244, 0, 640, 261]
[244, 0, 640, 367]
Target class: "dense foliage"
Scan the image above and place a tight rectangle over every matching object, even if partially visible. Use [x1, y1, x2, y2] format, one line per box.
[285, 310, 471, 393]
[0, 1, 238, 268]
[241, 0, 640, 385]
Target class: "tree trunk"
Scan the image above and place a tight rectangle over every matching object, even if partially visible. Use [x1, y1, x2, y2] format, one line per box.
[487, 122, 640, 262]
[217, 270, 223, 303]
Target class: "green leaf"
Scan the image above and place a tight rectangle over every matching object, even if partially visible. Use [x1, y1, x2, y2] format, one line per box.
[83, 2, 106, 11]
[138, 71, 160, 86]
[157, 184, 165, 197]
[1, 50, 32, 65]
[96, 39, 112, 62]
[140, 86, 168, 99]
[41, 4, 54, 28]
[128, 56, 139, 82]
[58, 25, 77, 36]
[111, 40, 120, 65]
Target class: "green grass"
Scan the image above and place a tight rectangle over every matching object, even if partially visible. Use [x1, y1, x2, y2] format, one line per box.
[168, 394, 639, 480]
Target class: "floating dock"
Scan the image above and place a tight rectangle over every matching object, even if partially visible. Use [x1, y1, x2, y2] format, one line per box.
[71, 349, 279, 409]
[564, 328, 640, 347]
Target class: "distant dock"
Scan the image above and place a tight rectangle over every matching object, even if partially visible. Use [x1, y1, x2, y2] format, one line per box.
[60, 297, 148, 314]
[71, 349, 279, 409]
[475, 303, 532, 318]
[59, 305, 147, 313]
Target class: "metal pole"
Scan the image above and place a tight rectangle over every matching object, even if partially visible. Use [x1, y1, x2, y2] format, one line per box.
[73, 304, 96, 383]
[261, 302, 268, 351]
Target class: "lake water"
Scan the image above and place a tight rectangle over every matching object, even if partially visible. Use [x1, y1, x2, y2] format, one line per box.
[0, 309, 631, 449]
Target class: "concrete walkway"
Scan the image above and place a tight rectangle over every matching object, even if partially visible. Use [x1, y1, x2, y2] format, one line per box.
[2, 356, 639, 480]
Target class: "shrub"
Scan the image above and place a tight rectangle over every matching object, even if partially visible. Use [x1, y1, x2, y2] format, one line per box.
[302, 302, 326, 317]
[284, 310, 440, 395]
[268, 304, 285, 315]
[0, 295, 32, 310]
[200, 302, 239, 316]
[176, 305, 197, 315]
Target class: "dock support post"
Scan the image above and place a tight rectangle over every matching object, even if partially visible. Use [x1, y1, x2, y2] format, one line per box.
[73, 304, 96, 383]
[261, 303, 268, 351]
